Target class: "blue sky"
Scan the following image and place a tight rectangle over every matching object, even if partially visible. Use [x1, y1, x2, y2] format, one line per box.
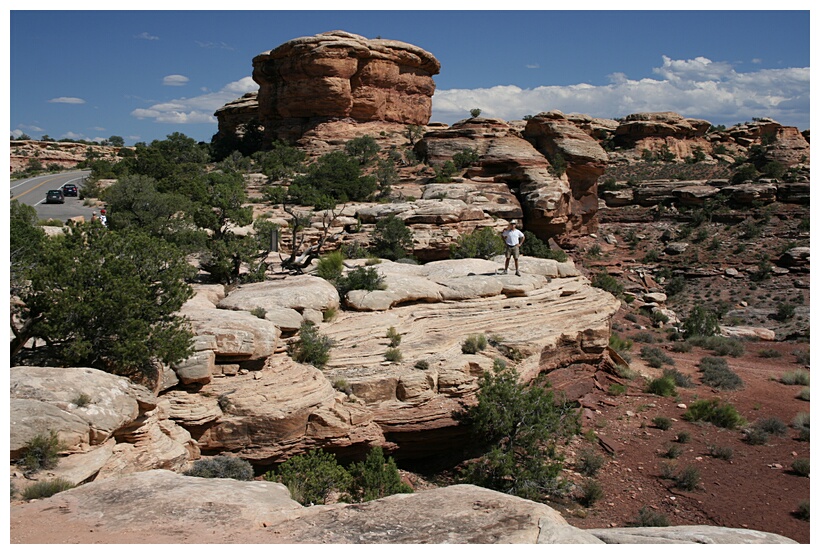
[7, 4, 812, 146]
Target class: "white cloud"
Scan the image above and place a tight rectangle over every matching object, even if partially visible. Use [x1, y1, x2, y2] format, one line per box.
[163, 74, 190, 87]
[61, 131, 84, 140]
[196, 41, 236, 51]
[48, 97, 86, 104]
[431, 56, 810, 129]
[526, 64, 540, 69]
[130, 76, 258, 125]
[136, 32, 159, 41]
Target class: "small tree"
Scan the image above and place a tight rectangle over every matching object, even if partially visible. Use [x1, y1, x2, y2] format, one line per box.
[11, 225, 195, 377]
[288, 321, 334, 368]
[470, 108, 482, 118]
[266, 449, 352, 506]
[458, 360, 579, 500]
[449, 227, 504, 260]
[348, 447, 412, 502]
[344, 135, 381, 166]
[371, 215, 413, 260]
[682, 305, 720, 338]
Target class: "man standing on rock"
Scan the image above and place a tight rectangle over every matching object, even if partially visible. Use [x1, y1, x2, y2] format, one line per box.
[501, 220, 525, 276]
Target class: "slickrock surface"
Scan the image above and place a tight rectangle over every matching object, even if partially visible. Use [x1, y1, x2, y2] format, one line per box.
[9, 472, 797, 544]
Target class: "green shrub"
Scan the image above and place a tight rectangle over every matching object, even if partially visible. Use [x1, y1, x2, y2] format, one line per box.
[683, 399, 745, 429]
[754, 417, 788, 436]
[458, 362, 580, 501]
[609, 333, 633, 352]
[316, 250, 345, 281]
[414, 360, 429, 370]
[791, 458, 810, 477]
[250, 306, 267, 319]
[323, 307, 337, 322]
[663, 368, 694, 388]
[792, 412, 810, 439]
[20, 430, 62, 472]
[520, 231, 568, 261]
[371, 215, 413, 260]
[449, 227, 504, 260]
[646, 375, 676, 397]
[689, 335, 745, 357]
[699, 356, 743, 390]
[433, 160, 459, 183]
[469, 108, 482, 118]
[794, 500, 810, 521]
[591, 272, 623, 296]
[706, 444, 734, 460]
[72, 393, 92, 407]
[674, 465, 701, 491]
[577, 448, 606, 477]
[288, 321, 334, 368]
[348, 446, 412, 502]
[384, 347, 403, 362]
[266, 449, 353, 506]
[780, 369, 810, 386]
[744, 426, 771, 445]
[462, 334, 488, 354]
[663, 444, 683, 459]
[608, 383, 627, 396]
[386, 326, 401, 347]
[652, 416, 673, 430]
[797, 387, 810, 401]
[774, 303, 796, 321]
[631, 506, 669, 527]
[664, 276, 686, 297]
[682, 305, 720, 339]
[184, 455, 254, 480]
[336, 266, 386, 298]
[332, 378, 352, 395]
[758, 348, 782, 358]
[452, 148, 480, 169]
[676, 431, 691, 444]
[641, 346, 675, 369]
[633, 331, 657, 344]
[344, 135, 381, 165]
[22, 478, 74, 500]
[577, 478, 603, 507]
[793, 349, 810, 365]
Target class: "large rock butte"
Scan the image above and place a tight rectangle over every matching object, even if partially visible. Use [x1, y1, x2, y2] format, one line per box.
[250, 30, 440, 142]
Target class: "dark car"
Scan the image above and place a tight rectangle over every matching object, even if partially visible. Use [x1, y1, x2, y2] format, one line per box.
[62, 184, 79, 197]
[45, 189, 65, 204]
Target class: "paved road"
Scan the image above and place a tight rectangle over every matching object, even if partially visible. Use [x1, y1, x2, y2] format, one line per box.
[11, 170, 95, 221]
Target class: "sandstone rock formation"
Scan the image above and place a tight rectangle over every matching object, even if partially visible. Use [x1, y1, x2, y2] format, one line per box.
[10, 366, 198, 480]
[9, 471, 797, 544]
[250, 30, 440, 143]
[10, 140, 123, 173]
[414, 115, 605, 242]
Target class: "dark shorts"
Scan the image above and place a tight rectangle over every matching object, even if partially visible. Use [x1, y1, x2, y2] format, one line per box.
[505, 244, 520, 259]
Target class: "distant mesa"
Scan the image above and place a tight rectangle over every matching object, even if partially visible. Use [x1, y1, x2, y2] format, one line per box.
[215, 30, 440, 144]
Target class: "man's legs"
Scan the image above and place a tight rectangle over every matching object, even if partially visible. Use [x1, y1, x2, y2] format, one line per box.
[513, 247, 520, 275]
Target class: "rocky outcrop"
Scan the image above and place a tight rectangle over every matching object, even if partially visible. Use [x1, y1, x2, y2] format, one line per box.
[415, 116, 604, 242]
[523, 111, 609, 236]
[212, 91, 260, 146]
[9, 366, 198, 478]
[10, 140, 123, 173]
[9, 472, 797, 544]
[251, 30, 440, 143]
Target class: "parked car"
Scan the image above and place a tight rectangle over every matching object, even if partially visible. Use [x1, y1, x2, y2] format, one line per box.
[45, 189, 65, 204]
[62, 183, 79, 197]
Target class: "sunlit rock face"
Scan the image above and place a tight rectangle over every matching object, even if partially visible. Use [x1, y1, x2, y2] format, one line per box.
[251, 30, 440, 142]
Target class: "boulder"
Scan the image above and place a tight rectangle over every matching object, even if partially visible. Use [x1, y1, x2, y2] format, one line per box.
[10, 366, 155, 455]
[720, 326, 776, 341]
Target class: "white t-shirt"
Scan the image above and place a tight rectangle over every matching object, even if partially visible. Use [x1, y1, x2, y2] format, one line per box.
[502, 228, 524, 247]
